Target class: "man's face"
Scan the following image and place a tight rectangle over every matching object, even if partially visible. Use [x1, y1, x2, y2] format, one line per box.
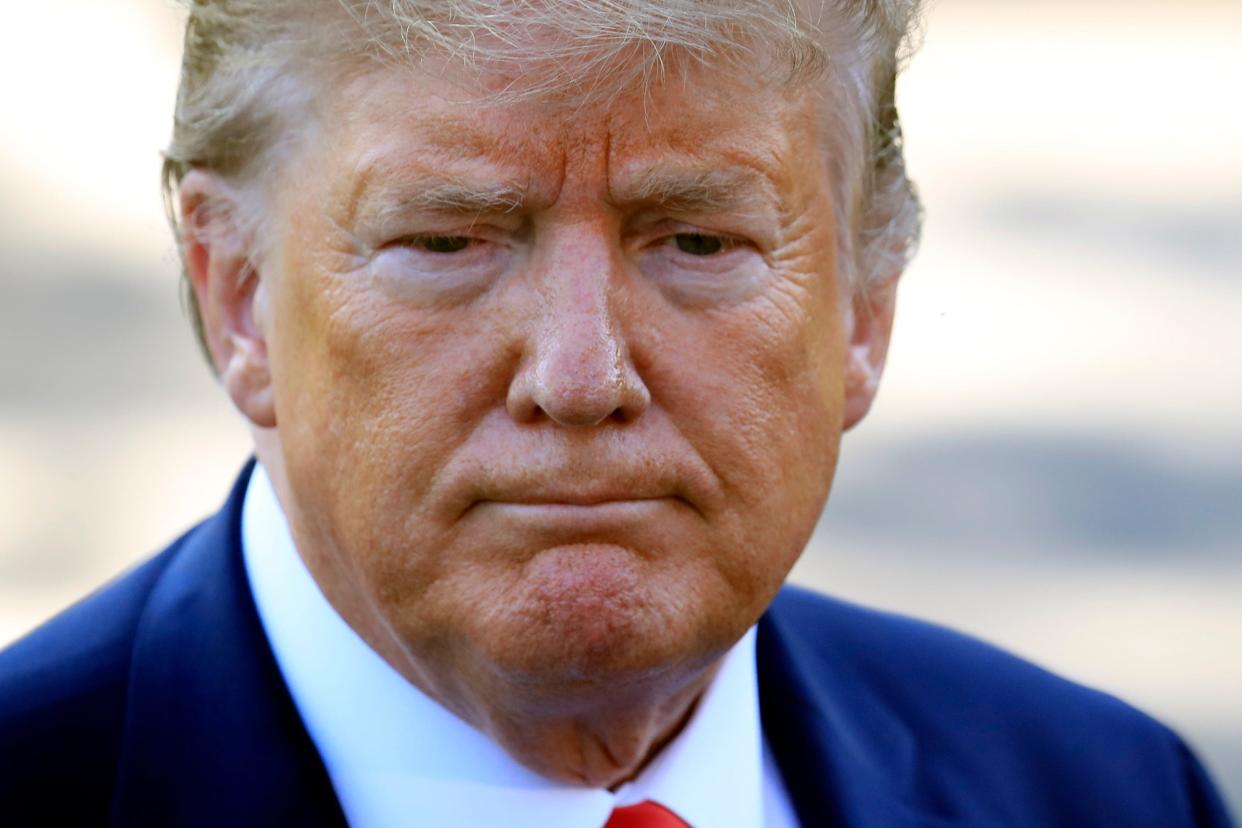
[260, 59, 851, 695]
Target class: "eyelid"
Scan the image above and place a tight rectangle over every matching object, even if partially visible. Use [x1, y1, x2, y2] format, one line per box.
[629, 204, 775, 239]
[627, 215, 754, 248]
[364, 210, 521, 244]
[388, 233, 472, 247]
[378, 224, 508, 251]
[649, 228, 751, 257]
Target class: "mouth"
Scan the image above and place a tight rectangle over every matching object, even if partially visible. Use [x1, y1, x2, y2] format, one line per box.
[470, 494, 688, 513]
[465, 495, 695, 528]
[443, 443, 718, 521]
[481, 492, 677, 507]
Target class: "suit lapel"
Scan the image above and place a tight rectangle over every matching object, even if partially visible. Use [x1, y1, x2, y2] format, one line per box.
[110, 462, 346, 827]
[758, 591, 960, 828]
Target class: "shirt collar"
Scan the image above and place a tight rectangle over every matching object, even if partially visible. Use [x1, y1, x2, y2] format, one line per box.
[242, 461, 766, 828]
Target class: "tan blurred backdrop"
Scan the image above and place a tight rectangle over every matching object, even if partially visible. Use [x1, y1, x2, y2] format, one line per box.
[1, 0, 1238, 815]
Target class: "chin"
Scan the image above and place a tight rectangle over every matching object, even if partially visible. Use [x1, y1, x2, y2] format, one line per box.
[468, 544, 730, 689]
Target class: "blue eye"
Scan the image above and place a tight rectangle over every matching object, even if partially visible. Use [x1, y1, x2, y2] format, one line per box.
[673, 233, 725, 256]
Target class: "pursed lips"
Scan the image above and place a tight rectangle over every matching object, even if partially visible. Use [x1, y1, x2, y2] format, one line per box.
[458, 467, 699, 514]
[462, 500, 691, 551]
[483, 492, 671, 506]
[464, 490, 697, 524]
[470, 493, 687, 511]
[441, 445, 720, 520]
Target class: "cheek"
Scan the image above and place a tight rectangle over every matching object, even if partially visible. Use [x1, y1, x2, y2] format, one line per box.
[699, 168, 846, 473]
[713, 295, 842, 493]
[267, 250, 510, 568]
[640, 260, 845, 595]
[682, 238, 844, 474]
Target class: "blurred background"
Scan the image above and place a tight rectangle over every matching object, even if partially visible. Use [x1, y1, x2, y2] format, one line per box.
[1, 0, 1238, 815]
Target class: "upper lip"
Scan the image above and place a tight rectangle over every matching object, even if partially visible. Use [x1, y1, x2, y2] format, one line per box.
[476, 493, 678, 507]
[461, 476, 696, 516]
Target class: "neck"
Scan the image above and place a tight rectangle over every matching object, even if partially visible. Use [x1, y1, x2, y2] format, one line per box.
[460, 660, 723, 788]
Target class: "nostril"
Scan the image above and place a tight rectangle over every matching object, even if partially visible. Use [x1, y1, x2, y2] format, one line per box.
[612, 375, 651, 424]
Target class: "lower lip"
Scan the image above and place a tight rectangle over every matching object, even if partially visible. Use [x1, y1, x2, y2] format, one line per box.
[473, 499, 681, 523]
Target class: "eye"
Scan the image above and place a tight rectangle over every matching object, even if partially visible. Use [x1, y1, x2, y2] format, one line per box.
[672, 233, 727, 256]
[408, 235, 472, 254]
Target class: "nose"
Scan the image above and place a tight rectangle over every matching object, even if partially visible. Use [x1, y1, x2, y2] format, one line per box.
[506, 245, 650, 427]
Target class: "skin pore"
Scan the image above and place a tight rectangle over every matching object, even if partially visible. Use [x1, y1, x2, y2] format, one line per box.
[182, 53, 897, 788]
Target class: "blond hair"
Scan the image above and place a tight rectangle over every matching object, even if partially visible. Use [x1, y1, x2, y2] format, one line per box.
[164, 0, 924, 359]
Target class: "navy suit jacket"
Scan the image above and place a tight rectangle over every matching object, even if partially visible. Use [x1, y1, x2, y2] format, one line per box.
[1, 464, 1234, 827]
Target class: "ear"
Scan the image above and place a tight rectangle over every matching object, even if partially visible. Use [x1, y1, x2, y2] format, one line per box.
[841, 274, 899, 431]
[179, 170, 277, 429]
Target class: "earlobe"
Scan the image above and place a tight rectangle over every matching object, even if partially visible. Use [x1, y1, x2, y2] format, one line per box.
[219, 278, 277, 429]
[179, 171, 277, 429]
[841, 276, 899, 431]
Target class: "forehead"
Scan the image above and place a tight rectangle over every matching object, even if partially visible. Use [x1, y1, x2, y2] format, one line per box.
[313, 59, 824, 212]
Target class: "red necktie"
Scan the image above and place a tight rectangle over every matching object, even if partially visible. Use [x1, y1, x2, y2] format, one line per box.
[604, 800, 691, 828]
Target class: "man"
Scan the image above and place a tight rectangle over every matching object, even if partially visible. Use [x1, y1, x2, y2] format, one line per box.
[0, 1, 1233, 826]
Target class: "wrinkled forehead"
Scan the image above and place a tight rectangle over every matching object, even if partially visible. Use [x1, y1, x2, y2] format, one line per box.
[245, 0, 835, 205]
[308, 58, 823, 227]
[244, 2, 839, 245]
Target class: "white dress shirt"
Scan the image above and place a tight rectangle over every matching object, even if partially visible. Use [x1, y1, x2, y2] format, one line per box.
[242, 462, 799, 827]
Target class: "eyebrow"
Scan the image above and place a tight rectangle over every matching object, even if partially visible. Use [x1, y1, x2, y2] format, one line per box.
[360, 177, 529, 225]
[391, 179, 527, 214]
[344, 152, 533, 230]
[617, 166, 780, 216]
[348, 160, 779, 229]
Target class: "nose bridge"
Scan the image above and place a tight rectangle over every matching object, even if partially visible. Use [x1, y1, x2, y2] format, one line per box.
[539, 237, 621, 380]
[508, 227, 650, 426]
